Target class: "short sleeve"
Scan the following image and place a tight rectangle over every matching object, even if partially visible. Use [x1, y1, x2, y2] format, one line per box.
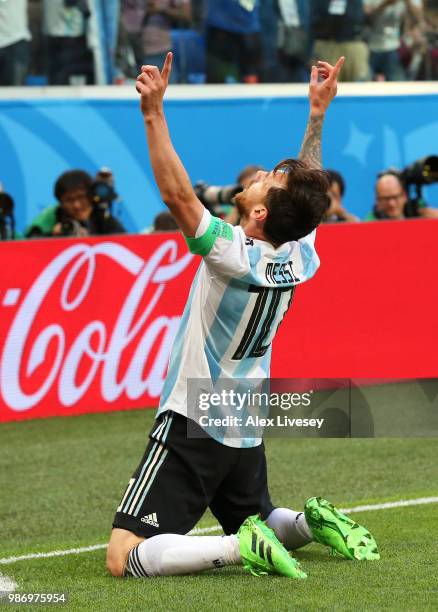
[185, 209, 249, 277]
[297, 229, 320, 281]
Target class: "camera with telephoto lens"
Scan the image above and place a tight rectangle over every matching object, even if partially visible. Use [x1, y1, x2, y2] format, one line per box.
[0, 190, 16, 241]
[379, 155, 438, 217]
[90, 179, 118, 217]
[402, 155, 438, 216]
[193, 181, 243, 216]
[401, 155, 438, 187]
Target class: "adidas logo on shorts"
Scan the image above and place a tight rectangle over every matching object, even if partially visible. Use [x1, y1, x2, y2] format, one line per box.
[141, 512, 159, 528]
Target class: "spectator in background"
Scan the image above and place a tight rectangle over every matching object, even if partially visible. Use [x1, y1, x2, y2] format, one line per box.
[119, 0, 147, 76]
[323, 170, 359, 222]
[310, 0, 370, 81]
[26, 169, 126, 238]
[92, 0, 121, 84]
[259, 0, 280, 81]
[28, 0, 45, 81]
[42, 0, 94, 85]
[366, 173, 409, 219]
[418, 0, 438, 79]
[365, 172, 438, 220]
[277, 0, 311, 83]
[141, 210, 179, 233]
[152, 210, 179, 231]
[0, 0, 31, 86]
[143, 0, 191, 84]
[190, 0, 204, 29]
[206, 0, 262, 83]
[364, 0, 423, 81]
[400, 4, 428, 79]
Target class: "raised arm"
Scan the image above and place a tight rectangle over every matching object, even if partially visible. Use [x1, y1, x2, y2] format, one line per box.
[136, 53, 204, 237]
[298, 57, 345, 169]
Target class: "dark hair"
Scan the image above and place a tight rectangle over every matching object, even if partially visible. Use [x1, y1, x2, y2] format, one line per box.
[326, 169, 345, 196]
[263, 159, 330, 245]
[153, 211, 178, 231]
[54, 170, 93, 202]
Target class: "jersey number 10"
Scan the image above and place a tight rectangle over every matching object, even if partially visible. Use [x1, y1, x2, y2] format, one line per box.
[232, 285, 295, 360]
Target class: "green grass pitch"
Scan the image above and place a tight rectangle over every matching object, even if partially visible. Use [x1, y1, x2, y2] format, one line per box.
[1, 408, 437, 611]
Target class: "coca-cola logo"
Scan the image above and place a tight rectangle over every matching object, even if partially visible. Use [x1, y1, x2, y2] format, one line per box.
[1, 240, 193, 412]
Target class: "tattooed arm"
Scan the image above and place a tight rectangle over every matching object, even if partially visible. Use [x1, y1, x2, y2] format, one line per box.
[298, 57, 345, 169]
[298, 114, 324, 169]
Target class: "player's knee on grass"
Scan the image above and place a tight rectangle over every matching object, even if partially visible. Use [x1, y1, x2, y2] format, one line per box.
[107, 528, 145, 577]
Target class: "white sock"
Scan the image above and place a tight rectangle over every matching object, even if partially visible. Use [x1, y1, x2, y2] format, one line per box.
[266, 507, 313, 550]
[126, 534, 241, 577]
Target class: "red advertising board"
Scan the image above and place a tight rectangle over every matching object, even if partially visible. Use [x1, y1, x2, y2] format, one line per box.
[0, 234, 198, 422]
[0, 219, 437, 422]
[272, 218, 438, 379]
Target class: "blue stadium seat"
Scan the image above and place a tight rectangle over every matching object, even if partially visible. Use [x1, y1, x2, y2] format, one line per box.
[25, 75, 49, 86]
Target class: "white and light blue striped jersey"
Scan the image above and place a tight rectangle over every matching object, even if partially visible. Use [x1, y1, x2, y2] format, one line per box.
[157, 209, 320, 447]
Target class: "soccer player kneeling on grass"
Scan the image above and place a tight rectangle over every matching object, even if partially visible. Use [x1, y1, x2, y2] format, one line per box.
[106, 53, 379, 580]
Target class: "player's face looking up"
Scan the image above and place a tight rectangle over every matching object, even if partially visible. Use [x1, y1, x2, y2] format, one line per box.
[234, 159, 330, 246]
[235, 169, 289, 224]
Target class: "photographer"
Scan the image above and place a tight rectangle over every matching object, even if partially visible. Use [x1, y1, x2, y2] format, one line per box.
[367, 173, 408, 219]
[25, 169, 126, 238]
[366, 170, 438, 220]
[323, 170, 359, 223]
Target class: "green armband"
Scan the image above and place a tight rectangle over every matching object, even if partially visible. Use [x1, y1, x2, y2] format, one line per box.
[185, 215, 233, 256]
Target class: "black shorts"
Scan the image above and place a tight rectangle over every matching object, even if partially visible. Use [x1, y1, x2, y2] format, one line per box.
[113, 411, 274, 538]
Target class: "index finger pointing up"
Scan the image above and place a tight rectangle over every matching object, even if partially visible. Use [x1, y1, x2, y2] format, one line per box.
[328, 56, 345, 82]
[161, 52, 173, 83]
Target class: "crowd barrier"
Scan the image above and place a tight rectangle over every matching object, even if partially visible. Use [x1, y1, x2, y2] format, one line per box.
[0, 217, 436, 423]
[1, 82, 438, 234]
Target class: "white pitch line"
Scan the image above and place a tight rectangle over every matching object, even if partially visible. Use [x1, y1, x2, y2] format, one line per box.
[0, 544, 107, 566]
[1, 496, 437, 566]
[339, 496, 438, 514]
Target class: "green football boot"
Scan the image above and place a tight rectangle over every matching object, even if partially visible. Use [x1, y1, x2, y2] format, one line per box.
[304, 497, 380, 561]
[237, 514, 307, 579]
